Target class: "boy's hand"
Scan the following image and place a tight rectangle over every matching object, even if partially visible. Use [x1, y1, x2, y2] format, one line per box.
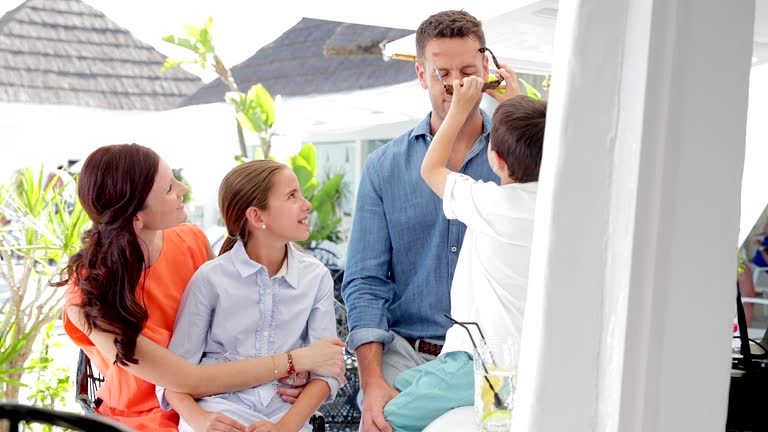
[485, 63, 522, 103]
[276, 371, 308, 403]
[191, 411, 246, 432]
[449, 76, 485, 116]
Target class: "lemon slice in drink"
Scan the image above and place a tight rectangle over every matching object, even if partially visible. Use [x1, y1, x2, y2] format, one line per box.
[481, 409, 512, 424]
[481, 375, 504, 410]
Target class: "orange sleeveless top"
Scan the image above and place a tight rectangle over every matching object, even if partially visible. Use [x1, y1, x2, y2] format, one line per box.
[63, 224, 209, 432]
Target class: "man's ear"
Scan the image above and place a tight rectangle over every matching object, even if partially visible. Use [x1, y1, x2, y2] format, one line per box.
[416, 62, 428, 90]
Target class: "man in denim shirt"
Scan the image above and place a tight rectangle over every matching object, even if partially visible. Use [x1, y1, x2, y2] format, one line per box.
[342, 10, 499, 432]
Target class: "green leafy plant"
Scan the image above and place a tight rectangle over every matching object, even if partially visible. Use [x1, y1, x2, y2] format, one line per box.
[162, 18, 276, 160]
[0, 320, 47, 389]
[287, 144, 345, 248]
[162, 19, 346, 247]
[25, 322, 72, 427]
[0, 168, 90, 401]
[520, 78, 542, 99]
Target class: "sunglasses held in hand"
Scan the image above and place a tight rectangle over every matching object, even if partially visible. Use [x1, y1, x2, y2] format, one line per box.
[434, 48, 504, 95]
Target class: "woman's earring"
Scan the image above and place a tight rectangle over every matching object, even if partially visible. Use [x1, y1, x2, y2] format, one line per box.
[262, 224, 267, 229]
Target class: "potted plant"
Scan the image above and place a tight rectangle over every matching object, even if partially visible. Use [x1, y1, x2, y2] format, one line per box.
[0, 168, 90, 401]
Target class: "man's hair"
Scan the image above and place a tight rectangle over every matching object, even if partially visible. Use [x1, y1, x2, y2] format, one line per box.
[416, 10, 485, 62]
[491, 96, 547, 183]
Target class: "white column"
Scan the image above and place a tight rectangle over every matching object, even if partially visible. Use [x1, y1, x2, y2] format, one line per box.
[513, 1, 755, 431]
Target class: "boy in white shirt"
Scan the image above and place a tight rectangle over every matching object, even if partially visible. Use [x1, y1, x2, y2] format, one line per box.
[383, 75, 547, 431]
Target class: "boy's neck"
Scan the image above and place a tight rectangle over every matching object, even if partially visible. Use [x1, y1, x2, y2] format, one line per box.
[245, 237, 288, 278]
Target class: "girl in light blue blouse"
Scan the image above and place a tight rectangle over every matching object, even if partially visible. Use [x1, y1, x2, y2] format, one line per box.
[157, 160, 344, 432]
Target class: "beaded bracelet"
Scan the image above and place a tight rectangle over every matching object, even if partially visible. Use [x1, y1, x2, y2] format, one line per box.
[286, 351, 297, 385]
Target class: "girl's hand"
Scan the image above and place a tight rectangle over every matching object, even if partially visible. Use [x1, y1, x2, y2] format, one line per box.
[449, 76, 484, 116]
[192, 411, 246, 432]
[295, 337, 346, 380]
[485, 63, 522, 103]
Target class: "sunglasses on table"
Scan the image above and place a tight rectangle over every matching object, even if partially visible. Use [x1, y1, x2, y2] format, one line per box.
[433, 48, 504, 96]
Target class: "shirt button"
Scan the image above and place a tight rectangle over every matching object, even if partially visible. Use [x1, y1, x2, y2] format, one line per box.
[451, 246, 458, 253]
[263, 331, 269, 336]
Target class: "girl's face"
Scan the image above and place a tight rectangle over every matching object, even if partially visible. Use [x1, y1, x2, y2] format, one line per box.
[136, 159, 188, 231]
[259, 168, 312, 242]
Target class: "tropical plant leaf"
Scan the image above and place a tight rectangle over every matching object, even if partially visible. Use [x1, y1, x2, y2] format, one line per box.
[199, 17, 215, 53]
[290, 155, 314, 187]
[161, 58, 197, 72]
[312, 174, 343, 208]
[0, 377, 27, 387]
[246, 84, 275, 128]
[302, 178, 319, 199]
[181, 24, 202, 41]
[297, 144, 317, 176]
[236, 112, 257, 133]
[160, 35, 198, 53]
[519, 78, 542, 100]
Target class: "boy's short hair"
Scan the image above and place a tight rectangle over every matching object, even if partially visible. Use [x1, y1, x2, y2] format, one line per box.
[490, 96, 547, 183]
[415, 10, 485, 63]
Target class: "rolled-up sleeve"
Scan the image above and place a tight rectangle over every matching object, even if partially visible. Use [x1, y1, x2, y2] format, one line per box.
[307, 269, 342, 401]
[342, 157, 397, 352]
[155, 269, 214, 410]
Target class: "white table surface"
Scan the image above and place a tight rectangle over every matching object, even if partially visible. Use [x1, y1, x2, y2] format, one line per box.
[423, 406, 481, 432]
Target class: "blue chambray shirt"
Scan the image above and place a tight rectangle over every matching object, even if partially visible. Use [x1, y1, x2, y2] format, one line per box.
[342, 111, 498, 352]
[157, 241, 340, 423]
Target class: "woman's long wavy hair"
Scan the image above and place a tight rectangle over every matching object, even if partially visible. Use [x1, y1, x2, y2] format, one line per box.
[218, 160, 286, 256]
[54, 144, 159, 366]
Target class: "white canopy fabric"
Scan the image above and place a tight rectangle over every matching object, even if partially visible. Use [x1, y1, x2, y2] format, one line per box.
[383, 0, 557, 75]
[272, 80, 431, 142]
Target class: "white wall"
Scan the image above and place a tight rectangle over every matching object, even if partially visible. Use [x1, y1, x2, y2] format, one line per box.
[514, 0, 755, 431]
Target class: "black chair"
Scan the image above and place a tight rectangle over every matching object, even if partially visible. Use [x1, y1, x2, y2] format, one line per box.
[75, 349, 104, 414]
[0, 402, 133, 432]
[317, 355, 362, 432]
[75, 350, 326, 431]
[306, 247, 348, 342]
[306, 247, 362, 431]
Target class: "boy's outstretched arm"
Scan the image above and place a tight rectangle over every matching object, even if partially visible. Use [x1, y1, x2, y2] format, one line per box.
[420, 76, 485, 198]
